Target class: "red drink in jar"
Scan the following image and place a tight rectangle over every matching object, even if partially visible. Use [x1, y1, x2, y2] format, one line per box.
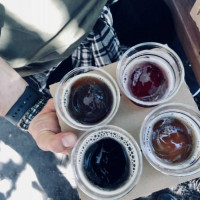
[130, 61, 168, 102]
[117, 42, 184, 107]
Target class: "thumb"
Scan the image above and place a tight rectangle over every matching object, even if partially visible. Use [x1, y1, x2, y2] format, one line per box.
[36, 131, 77, 153]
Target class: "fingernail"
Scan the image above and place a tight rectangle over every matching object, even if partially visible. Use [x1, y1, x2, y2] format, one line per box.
[62, 134, 77, 147]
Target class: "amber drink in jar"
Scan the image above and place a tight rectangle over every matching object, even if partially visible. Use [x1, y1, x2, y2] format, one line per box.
[140, 103, 200, 176]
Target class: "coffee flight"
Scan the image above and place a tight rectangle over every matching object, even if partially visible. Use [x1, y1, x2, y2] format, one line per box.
[55, 43, 200, 199]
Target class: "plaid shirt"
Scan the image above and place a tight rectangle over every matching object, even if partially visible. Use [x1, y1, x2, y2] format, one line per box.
[72, 2, 123, 68]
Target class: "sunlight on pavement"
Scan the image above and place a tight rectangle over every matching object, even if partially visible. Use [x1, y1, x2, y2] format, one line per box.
[55, 153, 77, 189]
[0, 141, 23, 165]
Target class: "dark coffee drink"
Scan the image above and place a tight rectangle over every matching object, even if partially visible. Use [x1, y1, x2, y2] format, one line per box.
[152, 117, 193, 163]
[72, 126, 142, 199]
[62, 73, 117, 128]
[83, 138, 130, 189]
[56, 67, 120, 131]
[67, 76, 113, 125]
[130, 62, 168, 102]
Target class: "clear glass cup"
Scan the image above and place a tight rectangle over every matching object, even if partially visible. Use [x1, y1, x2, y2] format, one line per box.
[117, 42, 185, 107]
[72, 125, 143, 200]
[55, 67, 120, 130]
[140, 103, 200, 176]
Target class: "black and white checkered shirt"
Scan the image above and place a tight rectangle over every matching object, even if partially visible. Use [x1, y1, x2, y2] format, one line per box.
[72, 1, 123, 68]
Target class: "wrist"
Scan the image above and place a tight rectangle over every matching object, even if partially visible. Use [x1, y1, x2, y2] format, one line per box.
[2, 81, 28, 116]
[19, 96, 50, 131]
[0, 58, 28, 116]
[5, 85, 47, 126]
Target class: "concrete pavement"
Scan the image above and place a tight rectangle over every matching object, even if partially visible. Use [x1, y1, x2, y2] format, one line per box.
[0, 117, 80, 200]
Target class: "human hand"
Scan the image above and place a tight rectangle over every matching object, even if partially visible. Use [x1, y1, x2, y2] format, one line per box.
[28, 98, 77, 154]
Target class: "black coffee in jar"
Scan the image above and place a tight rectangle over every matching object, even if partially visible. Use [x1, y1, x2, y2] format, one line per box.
[83, 138, 130, 189]
[67, 76, 113, 125]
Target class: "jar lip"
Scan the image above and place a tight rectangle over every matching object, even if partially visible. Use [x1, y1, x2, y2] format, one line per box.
[71, 125, 143, 199]
[141, 102, 200, 130]
[116, 42, 185, 106]
[120, 42, 182, 60]
[55, 66, 120, 130]
[140, 103, 200, 176]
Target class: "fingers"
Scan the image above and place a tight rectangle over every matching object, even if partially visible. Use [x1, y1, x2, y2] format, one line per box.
[28, 98, 78, 154]
[39, 98, 56, 114]
[29, 111, 61, 137]
[36, 131, 77, 153]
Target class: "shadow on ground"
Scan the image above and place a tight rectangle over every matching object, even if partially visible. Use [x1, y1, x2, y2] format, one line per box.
[0, 117, 80, 200]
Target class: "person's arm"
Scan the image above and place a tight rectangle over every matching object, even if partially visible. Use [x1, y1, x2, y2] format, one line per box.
[0, 57, 77, 153]
[0, 57, 28, 117]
